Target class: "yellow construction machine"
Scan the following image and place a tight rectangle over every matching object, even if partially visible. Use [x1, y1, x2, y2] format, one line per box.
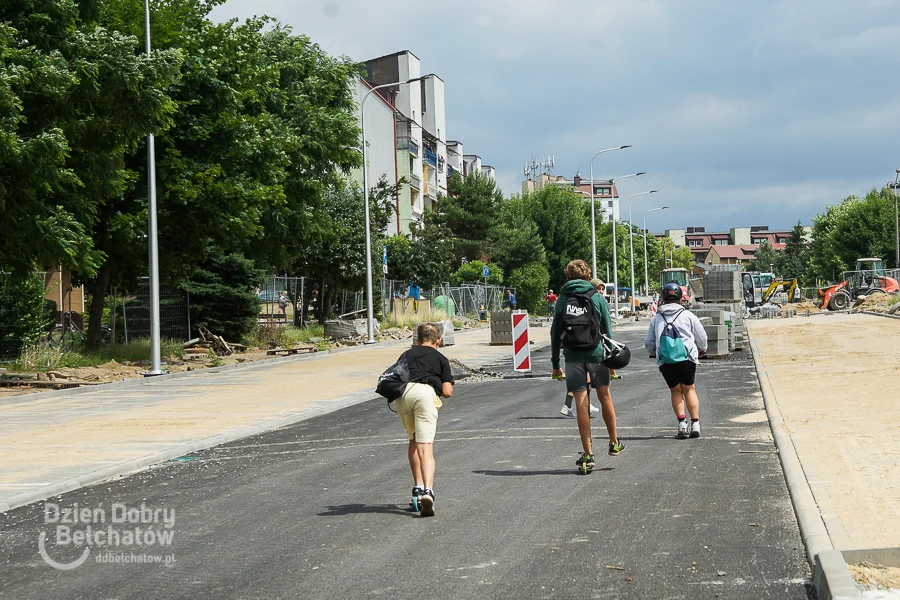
[742, 274, 800, 308]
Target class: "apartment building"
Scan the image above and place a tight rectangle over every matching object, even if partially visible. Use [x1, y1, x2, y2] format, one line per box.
[521, 173, 619, 220]
[353, 50, 493, 234]
[661, 225, 811, 263]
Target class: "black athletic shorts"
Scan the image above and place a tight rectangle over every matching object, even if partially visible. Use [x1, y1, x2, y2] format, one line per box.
[658, 360, 697, 389]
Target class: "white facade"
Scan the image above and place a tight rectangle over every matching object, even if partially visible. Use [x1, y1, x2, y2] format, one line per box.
[422, 76, 447, 201]
[463, 154, 482, 177]
[446, 141, 463, 179]
[481, 165, 496, 180]
[351, 79, 397, 199]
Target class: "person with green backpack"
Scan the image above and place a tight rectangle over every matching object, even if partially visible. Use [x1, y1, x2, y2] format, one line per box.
[644, 283, 709, 439]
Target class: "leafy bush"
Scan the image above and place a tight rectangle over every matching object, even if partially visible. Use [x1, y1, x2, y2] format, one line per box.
[506, 262, 550, 314]
[450, 260, 503, 286]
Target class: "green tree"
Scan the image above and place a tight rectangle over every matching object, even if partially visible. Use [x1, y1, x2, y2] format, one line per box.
[747, 240, 781, 273]
[810, 187, 899, 283]
[408, 213, 454, 288]
[506, 263, 550, 314]
[0, 2, 180, 283]
[183, 249, 264, 341]
[439, 171, 503, 264]
[491, 196, 546, 274]
[775, 222, 811, 283]
[515, 186, 592, 290]
[298, 177, 399, 320]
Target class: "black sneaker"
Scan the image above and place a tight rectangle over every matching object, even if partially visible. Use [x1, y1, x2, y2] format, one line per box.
[575, 452, 596, 469]
[420, 489, 435, 517]
[608, 439, 625, 456]
[409, 486, 424, 510]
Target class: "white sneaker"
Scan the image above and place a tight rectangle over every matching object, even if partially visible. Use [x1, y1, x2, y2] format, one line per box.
[689, 421, 700, 438]
[560, 405, 575, 417]
[677, 420, 689, 439]
[589, 404, 600, 417]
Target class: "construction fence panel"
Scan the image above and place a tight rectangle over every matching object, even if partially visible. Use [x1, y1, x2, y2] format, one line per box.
[123, 280, 190, 343]
[259, 276, 308, 326]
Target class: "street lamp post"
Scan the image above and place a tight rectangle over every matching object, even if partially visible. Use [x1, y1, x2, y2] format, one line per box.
[360, 75, 432, 344]
[628, 190, 658, 302]
[892, 169, 900, 267]
[643, 206, 669, 295]
[144, 0, 163, 376]
[588, 146, 631, 278]
[606, 173, 644, 318]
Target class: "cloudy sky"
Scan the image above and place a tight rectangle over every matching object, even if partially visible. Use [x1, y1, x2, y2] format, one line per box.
[213, 0, 900, 232]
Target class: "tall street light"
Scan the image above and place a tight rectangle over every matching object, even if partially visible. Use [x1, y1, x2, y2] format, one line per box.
[628, 189, 658, 302]
[891, 169, 900, 267]
[360, 74, 433, 344]
[588, 145, 631, 278]
[144, 0, 163, 376]
[606, 173, 644, 317]
[643, 206, 669, 295]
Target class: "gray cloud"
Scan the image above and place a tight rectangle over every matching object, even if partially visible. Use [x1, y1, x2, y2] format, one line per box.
[211, 0, 900, 231]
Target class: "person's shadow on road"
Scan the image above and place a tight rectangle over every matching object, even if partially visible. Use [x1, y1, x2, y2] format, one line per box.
[317, 504, 414, 517]
[472, 468, 613, 476]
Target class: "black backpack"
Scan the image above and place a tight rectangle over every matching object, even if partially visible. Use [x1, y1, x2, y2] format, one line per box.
[561, 289, 601, 351]
[376, 356, 409, 402]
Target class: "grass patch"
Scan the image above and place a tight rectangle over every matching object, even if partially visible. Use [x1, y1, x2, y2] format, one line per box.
[244, 324, 326, 349]
[381, 307, 450, 330]
[12, 338, 184, 372]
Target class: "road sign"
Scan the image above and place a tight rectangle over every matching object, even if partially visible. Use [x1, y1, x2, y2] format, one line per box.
[483, 265, 490, 278]
[382, 245, 388, 264]
[382, 263, 388, 275]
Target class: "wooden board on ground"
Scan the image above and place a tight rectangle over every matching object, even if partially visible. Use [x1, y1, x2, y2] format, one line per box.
[266, 347, 317, 356]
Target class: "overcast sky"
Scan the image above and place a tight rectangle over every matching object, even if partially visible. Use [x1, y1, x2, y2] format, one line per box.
[212, 0, 900, 232]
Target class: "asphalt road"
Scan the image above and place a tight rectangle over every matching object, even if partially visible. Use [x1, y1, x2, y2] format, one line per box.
[1, 324, 814, 599]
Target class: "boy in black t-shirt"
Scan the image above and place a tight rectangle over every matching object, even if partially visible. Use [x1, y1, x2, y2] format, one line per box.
[395, 323, 454, 516]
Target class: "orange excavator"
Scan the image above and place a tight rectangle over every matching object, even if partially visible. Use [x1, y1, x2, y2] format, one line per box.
[818, 258, 899, 311]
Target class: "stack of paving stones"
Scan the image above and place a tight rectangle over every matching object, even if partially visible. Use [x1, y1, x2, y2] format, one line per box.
[415, 320, 455, 346]
[693, 270, 748, 357]
[489, 311, 512, 345]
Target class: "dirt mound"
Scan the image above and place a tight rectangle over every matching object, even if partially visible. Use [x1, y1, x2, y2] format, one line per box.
[779, 300, 821, 317]
[856, 292, 900, 313]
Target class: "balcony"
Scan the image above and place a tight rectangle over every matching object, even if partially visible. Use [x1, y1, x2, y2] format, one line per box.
[408, 173, 421, 190]
[398, 137, 419, 156]
[424, 147, 437, 167]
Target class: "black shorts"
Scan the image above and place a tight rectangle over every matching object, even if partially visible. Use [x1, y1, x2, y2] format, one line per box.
[658, 361, 697, 389]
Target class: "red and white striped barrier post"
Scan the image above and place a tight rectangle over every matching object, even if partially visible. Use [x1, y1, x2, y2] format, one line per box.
[512, 312, 531, 372]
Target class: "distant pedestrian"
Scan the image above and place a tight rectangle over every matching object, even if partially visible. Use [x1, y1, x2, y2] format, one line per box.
[551, 259, 625, 472]
[644, 283, 708, 439]
[278, 291, 287, 317]
[544, 289, 557, 319]
[505, 290, 517, 311]
[394, 323, 454, 516]
[591, 278, 622, 381]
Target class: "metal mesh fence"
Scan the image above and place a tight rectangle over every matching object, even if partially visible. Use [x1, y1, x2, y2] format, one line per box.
[259, 276, 307, 326]
[122, 279, 190, 343]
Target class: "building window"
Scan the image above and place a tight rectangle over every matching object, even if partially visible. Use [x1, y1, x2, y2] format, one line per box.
[752, 238, 763, 244]
[778, 237, 787, 244]
[715, 239, 727, 246]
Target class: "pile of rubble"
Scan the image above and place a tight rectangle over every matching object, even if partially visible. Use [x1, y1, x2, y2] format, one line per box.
[854, 292, 900, 314]
[379, 326, 414, 341]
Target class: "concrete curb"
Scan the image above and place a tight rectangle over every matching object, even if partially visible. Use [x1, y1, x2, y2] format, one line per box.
[747, 327, 860, 599]
[0, 388, 381, 513]
[856, 310, 900, 320]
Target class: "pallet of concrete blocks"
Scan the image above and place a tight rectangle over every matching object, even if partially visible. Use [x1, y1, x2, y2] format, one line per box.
[490, 311, 513, 345]
[415, 320, 455, 346]
[703, 271, 742, 302]
[702, 322, 730, 358]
